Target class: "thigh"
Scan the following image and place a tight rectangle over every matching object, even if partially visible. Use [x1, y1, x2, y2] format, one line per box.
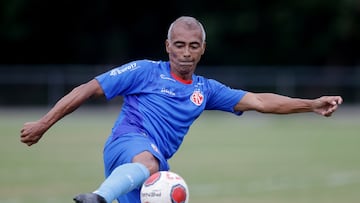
[132, 151, 159, 175]
[103, 133, 169, 177]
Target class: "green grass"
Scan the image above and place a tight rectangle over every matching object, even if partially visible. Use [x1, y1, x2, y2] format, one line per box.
[1, 106, 359, 203]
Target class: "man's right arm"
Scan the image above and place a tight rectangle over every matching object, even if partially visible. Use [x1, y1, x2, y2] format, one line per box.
[20, 79, 104, 146]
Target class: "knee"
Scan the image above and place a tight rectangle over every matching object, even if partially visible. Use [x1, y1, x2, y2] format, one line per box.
[132, 151, 159, 175]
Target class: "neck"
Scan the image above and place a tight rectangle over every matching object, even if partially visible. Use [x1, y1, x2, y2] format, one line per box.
[170, 71, 192, 84]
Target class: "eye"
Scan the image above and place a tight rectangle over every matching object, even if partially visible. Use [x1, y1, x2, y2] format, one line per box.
[190, 44, 200, 49]
[189, 42, 201, 49]
[174, 42, 185, 48]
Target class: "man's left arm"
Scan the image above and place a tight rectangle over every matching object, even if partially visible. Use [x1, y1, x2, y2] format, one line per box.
[234, 92, 343, 117]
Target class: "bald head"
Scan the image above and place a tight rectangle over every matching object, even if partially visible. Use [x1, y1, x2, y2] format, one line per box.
[167, 16, 206, 43]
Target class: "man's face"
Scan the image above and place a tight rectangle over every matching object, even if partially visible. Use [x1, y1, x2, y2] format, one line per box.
[166, 23, 205, 78]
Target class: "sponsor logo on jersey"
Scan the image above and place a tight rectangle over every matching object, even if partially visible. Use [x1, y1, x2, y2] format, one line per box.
[161, 88, 176, 96]
[190, 90, 204, 106]
[109, 62, 138, 76]
[160, 74, 176, 82]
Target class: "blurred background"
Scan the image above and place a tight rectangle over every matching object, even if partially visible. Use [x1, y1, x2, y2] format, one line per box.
[1, 1, 360, 203]
[1, 0, 359, 106]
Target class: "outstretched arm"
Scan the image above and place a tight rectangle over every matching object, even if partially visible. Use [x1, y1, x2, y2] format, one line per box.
[20, 79, 104, 146]
[234, 92, 343, 117]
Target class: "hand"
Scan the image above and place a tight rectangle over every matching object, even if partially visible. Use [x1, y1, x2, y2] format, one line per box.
[20, 121, 48, 146]
[312, 96, 343, 117]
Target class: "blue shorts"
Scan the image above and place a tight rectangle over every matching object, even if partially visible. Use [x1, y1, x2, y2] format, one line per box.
[102, 133, 170, 203]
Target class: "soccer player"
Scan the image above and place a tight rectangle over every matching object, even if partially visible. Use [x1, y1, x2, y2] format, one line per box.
[20, 16, 343, 203]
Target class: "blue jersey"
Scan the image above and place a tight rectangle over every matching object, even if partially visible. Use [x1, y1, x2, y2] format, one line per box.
[95, 59, 247, 159]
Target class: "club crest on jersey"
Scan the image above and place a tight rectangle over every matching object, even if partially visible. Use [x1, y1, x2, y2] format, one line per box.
[190, 90, 204, 106]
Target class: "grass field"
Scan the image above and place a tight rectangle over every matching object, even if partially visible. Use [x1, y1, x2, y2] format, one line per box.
[1, 105, 359, 203]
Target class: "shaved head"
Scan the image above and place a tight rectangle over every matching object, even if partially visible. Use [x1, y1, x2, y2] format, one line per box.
[167, 16, 206, 43]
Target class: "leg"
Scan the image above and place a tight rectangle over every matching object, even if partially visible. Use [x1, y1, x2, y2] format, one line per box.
[94, 151, 159, 203]
[113, 151, 159, 203]
[132, 151, 159, 175]
[74, 162, 149, 203]
[74, 133, 169, 203]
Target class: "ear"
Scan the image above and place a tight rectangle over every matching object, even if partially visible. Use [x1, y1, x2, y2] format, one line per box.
[201, 42, 206, 55]
[165, 39, 170, 53]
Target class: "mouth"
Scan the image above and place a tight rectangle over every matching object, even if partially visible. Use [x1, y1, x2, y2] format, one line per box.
[179, 61, 194, 66]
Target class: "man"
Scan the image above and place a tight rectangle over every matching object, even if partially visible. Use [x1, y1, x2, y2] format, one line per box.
[20, 16, 343, 203]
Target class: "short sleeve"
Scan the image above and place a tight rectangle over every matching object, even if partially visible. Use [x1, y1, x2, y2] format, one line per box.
[205, 79, 247, 115]
[95, 60, 151, 100]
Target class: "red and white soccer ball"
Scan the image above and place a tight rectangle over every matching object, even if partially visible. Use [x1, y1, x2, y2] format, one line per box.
[140, 171, 189, 203]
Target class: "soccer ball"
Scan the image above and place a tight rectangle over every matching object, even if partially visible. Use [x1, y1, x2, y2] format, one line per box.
[140, 171, 189, 203]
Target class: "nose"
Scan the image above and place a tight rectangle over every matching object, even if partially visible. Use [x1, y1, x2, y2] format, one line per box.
[183, 46, 191, 57]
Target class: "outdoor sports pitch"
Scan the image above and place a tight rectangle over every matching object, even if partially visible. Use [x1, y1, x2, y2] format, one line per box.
[1, 106, 359, 203]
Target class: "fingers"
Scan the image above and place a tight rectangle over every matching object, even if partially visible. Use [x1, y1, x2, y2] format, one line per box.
[328, 96, 343, 106]
[20, 122, 41, 146]
[20, 130, 33, 146]
[313, 96, 340, 117]
[20, 134, 39, 146]
[336, 96, 343, 105]
[323, 105, 337, 117]
[323, 96, 342, 105]
[321, 96, 342, 117]
[20, 123, 30, 140]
